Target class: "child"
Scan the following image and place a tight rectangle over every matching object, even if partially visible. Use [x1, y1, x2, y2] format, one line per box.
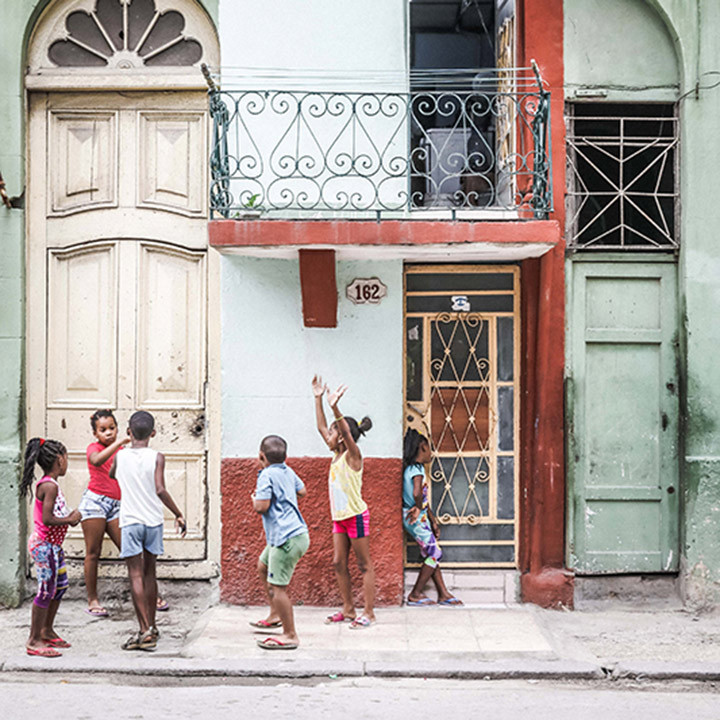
[21, 437, 82, 657]
[79, 409, 128, 616]
[402, 428, 462, 606]
[251, 435, 310, 650]
[109, 411, 186, 651]
[312, 375, 375, 629]
[80, 410, 168, 617]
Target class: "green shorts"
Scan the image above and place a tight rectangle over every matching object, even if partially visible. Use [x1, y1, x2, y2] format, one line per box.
[259, 532, 310, 586]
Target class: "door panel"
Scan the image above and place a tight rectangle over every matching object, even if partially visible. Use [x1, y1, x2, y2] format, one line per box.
[47, 244, 117, 406]
[136, 244, 206, 407]
[138, 111, 207, 215]
[569, 261, 679, 573]
[49, 111, 118, 214]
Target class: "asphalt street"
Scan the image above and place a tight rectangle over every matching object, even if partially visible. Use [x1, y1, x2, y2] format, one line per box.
[4, 675, 720, 720]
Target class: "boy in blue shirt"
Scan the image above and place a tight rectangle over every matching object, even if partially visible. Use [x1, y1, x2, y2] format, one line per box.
[251, 435, 309, 650]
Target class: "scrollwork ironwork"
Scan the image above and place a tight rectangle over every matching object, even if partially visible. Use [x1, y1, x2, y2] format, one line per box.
[207, 70, 552, 218]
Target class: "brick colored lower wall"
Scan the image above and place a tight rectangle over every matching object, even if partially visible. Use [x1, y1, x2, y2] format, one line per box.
[221, 456, 404, 606]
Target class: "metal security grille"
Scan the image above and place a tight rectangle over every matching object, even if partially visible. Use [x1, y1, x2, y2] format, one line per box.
[566, 103, 678, 250]
[404, 265, 519, 568]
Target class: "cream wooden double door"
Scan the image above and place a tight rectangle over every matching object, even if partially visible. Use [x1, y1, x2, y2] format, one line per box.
[27, 91, 217, 569]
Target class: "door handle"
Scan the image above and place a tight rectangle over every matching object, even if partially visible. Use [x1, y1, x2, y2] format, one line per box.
[661, 412, 669, 431]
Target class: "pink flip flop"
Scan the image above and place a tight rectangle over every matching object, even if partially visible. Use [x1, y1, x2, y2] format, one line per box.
[257, 637, 298, 650]
[325, 611, 355, 624]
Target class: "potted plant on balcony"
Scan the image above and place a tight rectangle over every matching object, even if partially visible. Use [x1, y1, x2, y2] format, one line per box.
[232, 193, 263, 220]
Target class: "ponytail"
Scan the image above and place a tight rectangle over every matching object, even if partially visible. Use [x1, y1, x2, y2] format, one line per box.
[344, 415, 372, 442]
[20, 437, 67, 498]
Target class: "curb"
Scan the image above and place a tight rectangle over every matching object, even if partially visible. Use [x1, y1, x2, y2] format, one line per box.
[0, 654, 603, 680]
[610, 661, 720, 681]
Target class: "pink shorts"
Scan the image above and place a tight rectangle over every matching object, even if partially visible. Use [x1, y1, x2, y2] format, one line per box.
[332, 509, 370, 539]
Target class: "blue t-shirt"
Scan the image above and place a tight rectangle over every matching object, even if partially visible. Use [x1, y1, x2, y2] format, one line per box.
[255, 463, 308, 546]
[403, 463, 427, 510]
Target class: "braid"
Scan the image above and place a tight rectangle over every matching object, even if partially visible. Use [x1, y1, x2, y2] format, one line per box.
[403, 428, 425, 470]
[20, 438, 67, 498]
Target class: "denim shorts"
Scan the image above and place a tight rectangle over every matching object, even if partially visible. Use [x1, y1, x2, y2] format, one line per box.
[79, 489, 121, 523]
[120, 523, 164, 558]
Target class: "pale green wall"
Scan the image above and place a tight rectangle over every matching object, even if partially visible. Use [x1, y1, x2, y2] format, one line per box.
[565, 0, 720, 608]
[565, 0, 680, 101]
[0, 0, 219, 607]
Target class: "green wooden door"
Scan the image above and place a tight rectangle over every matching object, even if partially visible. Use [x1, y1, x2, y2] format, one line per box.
[568, 260, 679, 573]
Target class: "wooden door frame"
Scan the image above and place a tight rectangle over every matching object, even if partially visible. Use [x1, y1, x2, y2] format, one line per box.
[402, 263, 521, 569]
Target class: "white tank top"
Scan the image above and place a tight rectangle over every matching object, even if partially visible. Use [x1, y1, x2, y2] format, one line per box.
[115, 447, 164, 528]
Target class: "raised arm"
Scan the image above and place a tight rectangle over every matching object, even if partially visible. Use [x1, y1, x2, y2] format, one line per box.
[312, 374, 331, 445]
[328, 384, 362, 471]
[88, 434, 130, 467]
[154, 453, 186, 537]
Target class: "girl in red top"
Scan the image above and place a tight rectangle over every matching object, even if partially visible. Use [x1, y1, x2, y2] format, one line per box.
[21, 437, 81, 657]
[79, 410, 129, 616]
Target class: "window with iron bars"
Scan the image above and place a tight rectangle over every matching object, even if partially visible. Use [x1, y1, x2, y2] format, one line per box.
[566, 103, 678, 250]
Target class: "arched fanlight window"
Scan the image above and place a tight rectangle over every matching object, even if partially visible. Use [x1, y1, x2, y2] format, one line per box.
[27, 0, 218, 87]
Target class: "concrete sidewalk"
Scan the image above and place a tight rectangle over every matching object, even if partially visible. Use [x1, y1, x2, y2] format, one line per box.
[2, 598, 720, 681]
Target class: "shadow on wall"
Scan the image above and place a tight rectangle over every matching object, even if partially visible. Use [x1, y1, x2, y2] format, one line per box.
[220, 457, 404, 606]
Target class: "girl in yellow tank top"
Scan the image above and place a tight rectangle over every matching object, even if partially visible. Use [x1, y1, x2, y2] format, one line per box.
[313, 375, 375, 629]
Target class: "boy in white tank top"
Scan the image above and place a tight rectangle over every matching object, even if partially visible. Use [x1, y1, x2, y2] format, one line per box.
[110, 411, 186, 652]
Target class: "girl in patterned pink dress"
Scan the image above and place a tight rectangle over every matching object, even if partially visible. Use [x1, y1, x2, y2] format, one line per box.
[21, 438, 82, 657]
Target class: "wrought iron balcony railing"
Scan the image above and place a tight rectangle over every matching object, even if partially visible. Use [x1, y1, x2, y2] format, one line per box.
[207, 67, 552, 220]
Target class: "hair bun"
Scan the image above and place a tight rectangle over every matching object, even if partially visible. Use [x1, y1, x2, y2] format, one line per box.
[359, 416, 373, 435]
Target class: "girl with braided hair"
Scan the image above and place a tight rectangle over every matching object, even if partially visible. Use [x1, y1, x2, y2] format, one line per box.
[403, 428, 462, 606]
[21, 437, 81, 657]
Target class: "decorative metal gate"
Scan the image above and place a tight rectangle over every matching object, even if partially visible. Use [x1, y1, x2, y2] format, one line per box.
[404, 265, 520, 567]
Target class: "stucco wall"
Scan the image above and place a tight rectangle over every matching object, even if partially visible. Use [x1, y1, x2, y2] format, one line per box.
[218, 0, 407, 90]
[220, 456, 404, 606]
[220, 256, 404, 458]
[564, 0, 679, 101]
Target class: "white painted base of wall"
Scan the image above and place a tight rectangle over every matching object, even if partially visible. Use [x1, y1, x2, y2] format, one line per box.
[404, 569, 519, 606]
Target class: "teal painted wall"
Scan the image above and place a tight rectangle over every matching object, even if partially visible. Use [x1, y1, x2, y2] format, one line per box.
[565, 0, 720, 608]
[0, 0, 219, 607]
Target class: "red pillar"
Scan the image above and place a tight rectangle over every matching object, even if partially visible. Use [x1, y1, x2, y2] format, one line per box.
[517, 0, 573, 607]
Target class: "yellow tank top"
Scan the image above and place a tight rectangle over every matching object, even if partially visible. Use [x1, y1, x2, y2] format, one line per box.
[328, 451, 367, 521]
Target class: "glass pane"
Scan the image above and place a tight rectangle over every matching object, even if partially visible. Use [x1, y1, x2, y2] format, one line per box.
[498, 386, 514, 451]
[497, 317, 514, 381]
[497, 456, 515, 520]
[405, 318, 423, 402]
[407, 294, 513, 313]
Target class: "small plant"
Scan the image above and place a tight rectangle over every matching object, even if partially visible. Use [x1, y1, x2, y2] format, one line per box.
[244, 193, 260, 209]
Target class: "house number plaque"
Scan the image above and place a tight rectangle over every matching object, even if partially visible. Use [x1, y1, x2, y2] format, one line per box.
[346, 277, 387, 305]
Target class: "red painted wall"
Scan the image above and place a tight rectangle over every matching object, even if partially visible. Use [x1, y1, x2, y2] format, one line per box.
[221, 456, 404, 606]
[517, 0, 573, 608]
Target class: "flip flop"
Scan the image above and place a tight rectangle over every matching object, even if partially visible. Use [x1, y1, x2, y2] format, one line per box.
[85, 607, 109, 618]
[26, 646, 62, 658]
[249, 619, 282, 629]
[257, 637, 298, 650]
[325, 611, 355, 624]
[45, 637, 71, 648]
[348, 615, 374, 630]
[156, 599, 169, 612]
[407, 597, 436, 607]
[438, 597, 464, 606]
